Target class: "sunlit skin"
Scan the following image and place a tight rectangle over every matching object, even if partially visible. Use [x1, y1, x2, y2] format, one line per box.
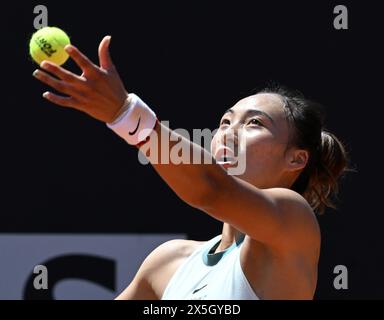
[33, 37, 321, 299]
[212, 94, 304, 189]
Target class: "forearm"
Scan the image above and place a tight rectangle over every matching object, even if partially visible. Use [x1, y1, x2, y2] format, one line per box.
[136, 122, 288, 245]
[137, 121, 224, 208]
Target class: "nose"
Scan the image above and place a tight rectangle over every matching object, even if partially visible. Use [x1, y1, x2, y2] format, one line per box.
[221, 125, 239, 151]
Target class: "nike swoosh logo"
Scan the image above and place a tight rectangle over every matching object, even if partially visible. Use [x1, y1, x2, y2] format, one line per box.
[192, 284, 207, 294]
[129, 117, 141, 135]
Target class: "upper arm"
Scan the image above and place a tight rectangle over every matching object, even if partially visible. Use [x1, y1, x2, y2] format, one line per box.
[114, 252, 159, 300]
[200, 174, 320, 249]
[115, 239, 192, 300]
[115, 273, 156, 300]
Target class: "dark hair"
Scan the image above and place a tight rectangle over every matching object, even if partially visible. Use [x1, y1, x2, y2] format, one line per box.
[260, 86, 351, 214]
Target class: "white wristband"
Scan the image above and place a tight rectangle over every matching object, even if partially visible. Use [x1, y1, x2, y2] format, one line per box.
[106, 93, 157, 145]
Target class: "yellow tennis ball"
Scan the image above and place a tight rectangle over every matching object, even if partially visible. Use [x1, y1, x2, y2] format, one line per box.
[29, 26, 71, 66]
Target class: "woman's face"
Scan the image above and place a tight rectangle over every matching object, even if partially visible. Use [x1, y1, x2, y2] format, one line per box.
[211, 93, 299, 188]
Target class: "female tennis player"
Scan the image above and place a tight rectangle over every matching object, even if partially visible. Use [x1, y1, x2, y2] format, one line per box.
[32, 36, 349, 300]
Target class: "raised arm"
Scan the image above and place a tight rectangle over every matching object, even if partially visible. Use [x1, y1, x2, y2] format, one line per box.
[140, 122, 319, 247]
[33, 37, 319, 248]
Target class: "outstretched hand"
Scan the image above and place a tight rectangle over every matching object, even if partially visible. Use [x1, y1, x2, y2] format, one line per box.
[33, 36, 128, 123]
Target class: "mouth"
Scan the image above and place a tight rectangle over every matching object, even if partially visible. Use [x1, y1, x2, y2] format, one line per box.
[214, 147, 237, 167]
[217, 155, 236, 163]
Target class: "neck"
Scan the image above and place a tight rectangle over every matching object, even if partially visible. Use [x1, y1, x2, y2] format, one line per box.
[239, 165, 299, 190]
[216, 223, 244, 252]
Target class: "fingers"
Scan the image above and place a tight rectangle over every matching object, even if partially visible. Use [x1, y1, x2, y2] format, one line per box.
[65, 44, 97, 74]
[33, 69, 74, 96]
[98, 35, 115, 70]
[40, 61, 84, 83]
[42, 91, 80, 108]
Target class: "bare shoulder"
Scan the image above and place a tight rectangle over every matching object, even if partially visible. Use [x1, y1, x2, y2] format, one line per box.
[143, 238, 204, 269]
[116, 238, 204, 300]
[264, 188, 320, 229]
[260, 188, 321, 249]
[143, 238, 205, 298]
[240, 188, 320, 299]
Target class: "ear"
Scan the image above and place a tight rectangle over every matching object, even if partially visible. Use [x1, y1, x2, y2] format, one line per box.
[285, 148, 309, 172]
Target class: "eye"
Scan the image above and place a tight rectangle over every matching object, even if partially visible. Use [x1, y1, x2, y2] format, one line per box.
[220, 119, 230, 126]
[248, 118, 262, 126]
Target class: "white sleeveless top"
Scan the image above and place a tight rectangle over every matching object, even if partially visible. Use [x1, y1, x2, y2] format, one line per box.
[161, 234, 259, 300]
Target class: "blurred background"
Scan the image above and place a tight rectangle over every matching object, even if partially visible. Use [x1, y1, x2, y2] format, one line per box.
[0, 0, 382, 299]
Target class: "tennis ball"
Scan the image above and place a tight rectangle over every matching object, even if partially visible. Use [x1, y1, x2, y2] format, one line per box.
[29, 26, 71, 66]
